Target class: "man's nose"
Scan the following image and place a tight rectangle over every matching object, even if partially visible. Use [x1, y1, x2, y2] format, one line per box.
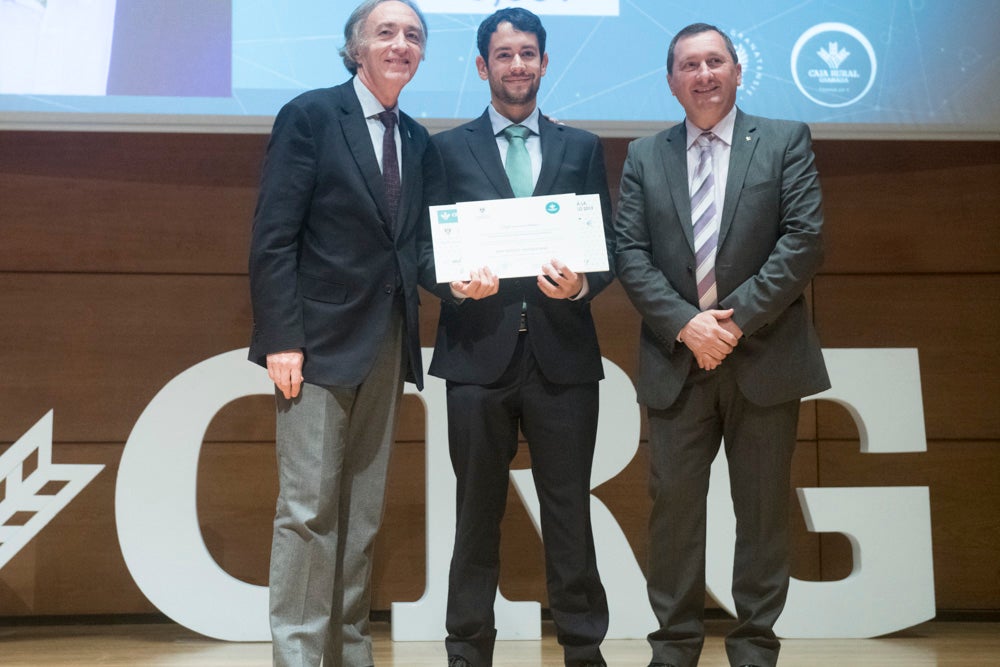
[511, 54, 526, 70]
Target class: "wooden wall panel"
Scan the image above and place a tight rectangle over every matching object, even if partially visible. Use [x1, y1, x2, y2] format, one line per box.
[811, 141, 1000, 274]
[0, 274, 259, 444]
[198, 441, 276, 589]
[813, 275, 1000, 440]
[1, 173, 257, 275]
[1, 131, 997, 619]
[601, 139, 1000, 275]
[0, 132, 264, 274]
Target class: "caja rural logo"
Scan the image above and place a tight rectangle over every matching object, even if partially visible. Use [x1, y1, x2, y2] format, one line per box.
[792, 22, 877, 108]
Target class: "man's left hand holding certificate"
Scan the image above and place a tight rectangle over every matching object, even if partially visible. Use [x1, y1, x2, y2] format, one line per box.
[429, 193, 609, 290]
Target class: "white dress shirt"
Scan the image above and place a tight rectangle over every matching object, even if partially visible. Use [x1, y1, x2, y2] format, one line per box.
[353, 75, 402, 182]
[684, 105, 738, 220]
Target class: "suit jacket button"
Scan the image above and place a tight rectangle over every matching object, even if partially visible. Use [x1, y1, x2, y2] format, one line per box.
[384, 284, 393, 294]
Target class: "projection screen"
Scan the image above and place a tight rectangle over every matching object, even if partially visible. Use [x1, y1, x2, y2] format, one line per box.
[0, 0, 996, 139]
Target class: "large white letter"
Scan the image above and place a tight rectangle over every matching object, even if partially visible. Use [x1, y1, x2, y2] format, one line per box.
[392, 349, 541, 641]
[396, 356, 654, 640]
[115, 349, 272, 641]
[509, 358, 655, 639]
[704, 348, 935, 638]
[113, 347, 934, 642]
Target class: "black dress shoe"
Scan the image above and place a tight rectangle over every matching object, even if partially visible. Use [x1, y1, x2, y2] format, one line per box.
[648, 663, 677, 667]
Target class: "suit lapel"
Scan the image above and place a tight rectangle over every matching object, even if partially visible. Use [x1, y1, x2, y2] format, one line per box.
[534, 114, 566, 196]
[463, 110, 513, 198]
[661, 122, 696, 252]
[397, 112, 424, 236]
[719, 110, 759, 249]
[336, 82, 394, 234]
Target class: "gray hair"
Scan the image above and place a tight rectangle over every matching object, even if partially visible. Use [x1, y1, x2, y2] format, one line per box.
[340, 0, 429, 74]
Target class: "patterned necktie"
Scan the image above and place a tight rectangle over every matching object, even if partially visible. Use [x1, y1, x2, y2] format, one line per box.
[378, 110, 400, 225]
[691, 132, 719, 310]
[502, 124, 533, 198]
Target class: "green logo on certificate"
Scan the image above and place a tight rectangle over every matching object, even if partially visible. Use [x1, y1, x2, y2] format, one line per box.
[437, 208, 458, 223]
[545, 202, 560, 214]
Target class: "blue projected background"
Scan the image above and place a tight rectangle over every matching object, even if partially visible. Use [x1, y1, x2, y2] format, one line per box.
[1, 0, 997, 137]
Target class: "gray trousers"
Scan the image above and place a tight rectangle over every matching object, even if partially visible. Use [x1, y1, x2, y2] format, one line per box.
[269, 315, 405, 667]
[645, 362, 799, 667]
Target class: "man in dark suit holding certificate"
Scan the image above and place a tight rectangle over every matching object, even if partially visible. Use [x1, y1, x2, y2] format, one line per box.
[248, 2, 437, 665]
[419, 8, 613, 667]
[613, 23, 830, 667]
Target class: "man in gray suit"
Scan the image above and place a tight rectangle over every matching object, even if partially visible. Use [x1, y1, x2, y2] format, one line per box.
[613, 23, 830, 667]
[248, 1, 435, 665]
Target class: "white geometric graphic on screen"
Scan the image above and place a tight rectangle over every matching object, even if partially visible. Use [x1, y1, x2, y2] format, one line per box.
[729, 29, 763, 98]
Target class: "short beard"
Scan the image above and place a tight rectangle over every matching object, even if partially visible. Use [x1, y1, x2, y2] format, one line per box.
[492, 78, 538, 107]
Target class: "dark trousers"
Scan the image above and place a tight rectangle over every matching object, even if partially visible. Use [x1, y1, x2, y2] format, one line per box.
[645, 363, 799, 667]
[444, 334, 609, 667]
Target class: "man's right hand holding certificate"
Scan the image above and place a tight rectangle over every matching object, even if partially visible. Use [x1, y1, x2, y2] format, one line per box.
[450, 265, 499, 300]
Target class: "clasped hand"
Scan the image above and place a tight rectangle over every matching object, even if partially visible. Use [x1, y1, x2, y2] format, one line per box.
[679, 309, 743, 371]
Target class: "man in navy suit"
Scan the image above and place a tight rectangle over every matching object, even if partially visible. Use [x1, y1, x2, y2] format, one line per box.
[248, 2, 436, 665]
[419, 8, 613, 667]
[613, 23, 830, 667]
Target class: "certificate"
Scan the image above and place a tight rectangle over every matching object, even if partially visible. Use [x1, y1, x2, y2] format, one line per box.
[428, 193, 609, 283]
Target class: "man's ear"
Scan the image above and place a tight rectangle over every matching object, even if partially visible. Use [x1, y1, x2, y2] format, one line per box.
[476, 55, 489, 81]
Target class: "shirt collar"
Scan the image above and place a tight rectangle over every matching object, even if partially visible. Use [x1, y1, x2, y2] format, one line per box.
[354, 76, 398, 121]
[685, 106, 738, 149]
[488, 104, 541, 137]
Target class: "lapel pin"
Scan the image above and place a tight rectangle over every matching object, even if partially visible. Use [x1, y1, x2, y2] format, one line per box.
[745, 135, 752, 142]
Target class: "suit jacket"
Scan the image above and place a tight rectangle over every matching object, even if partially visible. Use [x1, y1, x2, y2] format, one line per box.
[420, 110, 615, 386]
[249, 79, 435, 389]
[614, 109, 830, 409]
